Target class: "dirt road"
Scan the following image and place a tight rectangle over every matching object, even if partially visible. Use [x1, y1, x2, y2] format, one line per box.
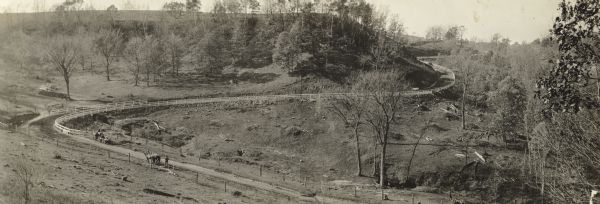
[31, 61, 456, 203]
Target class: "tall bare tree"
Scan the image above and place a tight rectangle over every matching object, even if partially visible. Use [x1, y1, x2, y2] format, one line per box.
[354, 70, 405, 188]
[46, 35, 80, 99]
[328, 92, 368, 176]
[163, 33, 185, 75]
[124, 37, 144, 86]
[94, 28, 123, 81]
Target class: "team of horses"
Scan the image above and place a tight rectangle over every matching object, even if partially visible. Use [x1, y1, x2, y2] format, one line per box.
[144, 152, 161, 165]
[94, 130, 167, 167]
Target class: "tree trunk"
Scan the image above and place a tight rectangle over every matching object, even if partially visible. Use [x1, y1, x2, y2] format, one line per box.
[354, 123, 362, 176]
[462, 79, 466, 129]
[406, 130, 426, 182]
[64, 74, 71, 100]
[24, 182, 30, 204]
[172, 53, 177, 75]
[596, 67, 600, 101]
[146, 69, 150, 87]
[105, 58, 111, 81]
[134, 65, 140, 86]
[379, 142, 387, 187]
[372, 145, 378, 177]
[540, 152, 547, 204]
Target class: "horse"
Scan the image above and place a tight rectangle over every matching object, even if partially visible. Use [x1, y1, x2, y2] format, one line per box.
[144, 151, 161, 165]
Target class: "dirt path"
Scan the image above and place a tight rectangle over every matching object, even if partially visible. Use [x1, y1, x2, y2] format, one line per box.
[50, 127, 346, 203]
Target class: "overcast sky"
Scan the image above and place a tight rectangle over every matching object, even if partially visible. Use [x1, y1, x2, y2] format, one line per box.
[1, 0, 561, 42]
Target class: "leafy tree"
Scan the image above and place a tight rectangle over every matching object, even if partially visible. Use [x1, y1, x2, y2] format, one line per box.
[186, 0, 202, 11]
[491, 33, 502, 44]
[273, 20, 306, 73]
[94, 29, 123, 81]
[55, 0, 84, 11]
[46, 35, 81, 99]
[529, 1, 600, 202]
[425, 26, 444, 41]
[536, 0, 600, 113]
[106, 4, 118, 11]
[445, 25, 465, 41]
[193, 30, 231, 74]
[163, 1, 186, 18]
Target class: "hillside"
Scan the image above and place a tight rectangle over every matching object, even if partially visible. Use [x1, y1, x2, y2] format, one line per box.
[0, 10, 440, 95]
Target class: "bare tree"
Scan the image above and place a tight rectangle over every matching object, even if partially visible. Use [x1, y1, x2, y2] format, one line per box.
[124, 37, 144, 86]
[328, 92, 367, 176]
[94, 28, 123, 81]
[163, 33, 185, 75]
[142, 36, 162, 86]
[14, 156, 35, 204]
[46, 35, 80, 99]
[354, 70, 405, 188]
[405, 121, 431, 182]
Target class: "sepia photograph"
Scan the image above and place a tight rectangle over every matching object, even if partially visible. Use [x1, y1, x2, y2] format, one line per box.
[0, 0, 595, 203]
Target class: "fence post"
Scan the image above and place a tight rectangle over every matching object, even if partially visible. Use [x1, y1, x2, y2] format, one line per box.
[196, 172, 199, 183]
[224, 181, 227, 192]
[320, 180, 323, 193]
[354, 186, 357, 197]
[259, 165, 262, 176]
[108, 151, 110, 159]
[128, 153, 130, 163]
[304, 177, 307, 187]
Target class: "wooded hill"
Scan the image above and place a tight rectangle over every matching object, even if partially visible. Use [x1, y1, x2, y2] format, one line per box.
[0, 3, 439, 89]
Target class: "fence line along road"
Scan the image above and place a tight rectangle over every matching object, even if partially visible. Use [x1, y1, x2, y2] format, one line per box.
[47, 59, 454, 203]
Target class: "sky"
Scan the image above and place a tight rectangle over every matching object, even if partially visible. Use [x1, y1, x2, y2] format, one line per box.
[0, 0, 561, 42]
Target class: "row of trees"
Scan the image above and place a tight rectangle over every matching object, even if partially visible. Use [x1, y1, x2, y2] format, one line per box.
[45, 28, 185, 98]
[40, 0, 410, 97]
[425, 25, 465, 41]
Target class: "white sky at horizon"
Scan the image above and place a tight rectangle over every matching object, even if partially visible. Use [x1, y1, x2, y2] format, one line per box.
[0, 0, 561, 42]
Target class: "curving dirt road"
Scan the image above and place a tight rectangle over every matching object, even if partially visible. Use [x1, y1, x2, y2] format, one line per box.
[33, 60, 455, 203]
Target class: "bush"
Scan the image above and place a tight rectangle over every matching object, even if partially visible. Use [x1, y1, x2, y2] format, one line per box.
[232, 191, 242, 197]
[53, 151, 62, 160]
